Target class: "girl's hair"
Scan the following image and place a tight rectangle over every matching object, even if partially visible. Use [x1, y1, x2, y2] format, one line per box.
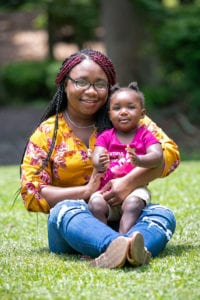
[109, 81, 145, 108]
[21, 49, 117, 172]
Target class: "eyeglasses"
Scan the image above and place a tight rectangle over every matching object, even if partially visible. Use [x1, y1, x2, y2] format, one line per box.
[67, 76, 108, 91]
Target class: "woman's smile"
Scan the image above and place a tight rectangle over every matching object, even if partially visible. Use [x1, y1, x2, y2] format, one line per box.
[80, 98, 99, 107]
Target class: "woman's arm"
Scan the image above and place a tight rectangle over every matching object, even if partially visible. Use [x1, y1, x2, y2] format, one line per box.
[40, 170, 102, 208]
[102, 164, 164, 206]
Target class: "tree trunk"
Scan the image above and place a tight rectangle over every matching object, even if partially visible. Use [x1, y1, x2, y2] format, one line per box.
[100, 0, 158, 86]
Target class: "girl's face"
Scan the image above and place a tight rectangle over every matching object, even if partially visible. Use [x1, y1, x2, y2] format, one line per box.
[65, 59, 109, 119]
[109, 89, 145, 132]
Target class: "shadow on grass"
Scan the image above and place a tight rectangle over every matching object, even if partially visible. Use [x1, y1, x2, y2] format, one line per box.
[32, 247, 86, 262]
[33, 243, 198, 257]
[29, 243, 199, 273]
[159, 243, 199, 257]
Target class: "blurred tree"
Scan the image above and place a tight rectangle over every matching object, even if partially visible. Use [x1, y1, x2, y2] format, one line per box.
[100, 0, 162, 85]
[0, 0, 27, 8]
[0, 0, 100, 59]
[46, 0, 100, 59]
[100, 0, 200, 125]
[101, 0, 142, 85]
[0, 0, 42, 9]
[179, 0, 195, 3]
[155, 3, 200, 124]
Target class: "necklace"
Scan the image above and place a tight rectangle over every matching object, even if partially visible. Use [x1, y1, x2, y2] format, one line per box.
[64, 111, 95, 129]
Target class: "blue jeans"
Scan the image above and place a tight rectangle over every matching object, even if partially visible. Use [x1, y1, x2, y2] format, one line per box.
[48, 200, 176, 258]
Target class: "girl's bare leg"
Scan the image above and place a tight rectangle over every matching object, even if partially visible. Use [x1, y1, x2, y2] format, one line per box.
[88, 193, 109, 224]
[119, 197, 145, 234]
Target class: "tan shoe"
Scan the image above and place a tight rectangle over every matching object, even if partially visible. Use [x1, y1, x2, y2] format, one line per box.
[89, 236, 129, 269]
[127, 231, 151, 266]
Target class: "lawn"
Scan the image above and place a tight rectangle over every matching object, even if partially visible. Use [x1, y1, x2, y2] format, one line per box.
[0, 162, 200, 300]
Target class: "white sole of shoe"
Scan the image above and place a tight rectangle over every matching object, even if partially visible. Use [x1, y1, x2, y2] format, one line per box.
[127, 231, 151, 266]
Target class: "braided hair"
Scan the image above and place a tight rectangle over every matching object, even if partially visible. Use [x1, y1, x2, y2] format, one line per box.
[21, 49, 117, 173]
[108, 81, 145, 109]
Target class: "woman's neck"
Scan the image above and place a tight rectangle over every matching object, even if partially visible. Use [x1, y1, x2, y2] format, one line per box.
[64, 110, 95, 129]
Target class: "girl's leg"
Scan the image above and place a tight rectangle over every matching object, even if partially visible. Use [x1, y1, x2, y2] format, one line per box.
[119, 196, 145, 234]
[48, 200, 120, 257]
[126, 204, 176, 257]
[88, 192, 109, 224]
[119, 187, 150, 234]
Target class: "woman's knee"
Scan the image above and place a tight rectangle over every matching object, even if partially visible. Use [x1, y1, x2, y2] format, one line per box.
[141, 204, 176, 234]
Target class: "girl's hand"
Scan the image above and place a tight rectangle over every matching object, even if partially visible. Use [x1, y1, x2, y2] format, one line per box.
[126, 146, 140, 166]
[96, 150, 110, 172]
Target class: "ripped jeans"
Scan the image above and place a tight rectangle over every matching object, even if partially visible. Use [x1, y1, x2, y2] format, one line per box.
[48, 201, 176, 258]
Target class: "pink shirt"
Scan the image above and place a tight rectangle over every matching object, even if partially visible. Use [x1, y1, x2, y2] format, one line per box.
[95, 126, 159, 188]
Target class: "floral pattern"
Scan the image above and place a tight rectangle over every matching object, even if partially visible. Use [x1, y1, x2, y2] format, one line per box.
[20, 113, 97, 213]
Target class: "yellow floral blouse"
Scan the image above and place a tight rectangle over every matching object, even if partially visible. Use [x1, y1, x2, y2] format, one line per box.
[20, 113, 97, 213]
[139, 115, 180, 177]
[20, 113, 180, 214]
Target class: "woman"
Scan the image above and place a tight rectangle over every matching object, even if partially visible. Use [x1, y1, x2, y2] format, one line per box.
[20, 49, 180, 268]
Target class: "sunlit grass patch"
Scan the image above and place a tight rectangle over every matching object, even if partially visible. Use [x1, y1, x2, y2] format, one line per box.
[0, 162, 199, 300]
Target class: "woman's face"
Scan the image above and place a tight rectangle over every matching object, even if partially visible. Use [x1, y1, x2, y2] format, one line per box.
[65, 59, 109, 119]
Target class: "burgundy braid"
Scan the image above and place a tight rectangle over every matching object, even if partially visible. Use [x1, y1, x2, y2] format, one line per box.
[55, 54, 83, 84]
[84, 49, 116, 86]
[55, 49, 116, 86]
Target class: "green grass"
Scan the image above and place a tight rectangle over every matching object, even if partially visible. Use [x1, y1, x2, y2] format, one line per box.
[0, 162, 200, 300]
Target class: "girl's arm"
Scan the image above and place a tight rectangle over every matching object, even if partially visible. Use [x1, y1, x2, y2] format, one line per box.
[92, 146, 110, 172]
[127, 143, 163, 168]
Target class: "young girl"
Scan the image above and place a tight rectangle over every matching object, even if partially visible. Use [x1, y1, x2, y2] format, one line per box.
[88, 82, 163, 234]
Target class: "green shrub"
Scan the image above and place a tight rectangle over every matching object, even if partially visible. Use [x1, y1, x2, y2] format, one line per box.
[134, 1, 200, 126]
[143, 85, 174, 111]
[0, 60, 60, 105]
[45, 60, 61, 95]
[155, 4, 200, 124]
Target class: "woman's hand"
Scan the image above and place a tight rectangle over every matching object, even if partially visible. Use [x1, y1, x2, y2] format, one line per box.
[40, 169, 103, 208]
[100, 176, 133, 206]
[86, 169, 103, 197]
